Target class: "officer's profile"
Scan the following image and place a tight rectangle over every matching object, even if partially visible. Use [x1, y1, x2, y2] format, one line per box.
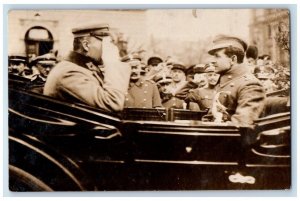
[43, 23, 131, 112]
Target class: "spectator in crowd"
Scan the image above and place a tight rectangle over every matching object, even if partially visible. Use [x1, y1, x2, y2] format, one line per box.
[28, 53, 57, 93]
[30, 53, 57, 81]
[207, 35, 266, 126]
[122, 53, 162, 108]
[169, 62, 187, 94]
[245, 45, 258, 73]
[143, 56, 164, 80]
[8, 54, 30, 77]
[44, 23, 131, 112]
[153, 73, 174, 105]
[254, 65, 277, 93]
[185, 64, 220, 111]
[158, 62, 188, 109]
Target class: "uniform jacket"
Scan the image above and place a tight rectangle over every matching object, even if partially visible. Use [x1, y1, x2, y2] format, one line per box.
[124, 79, 162, 108]
[44, 51, 131, 112]
[215, 64, 266, 126]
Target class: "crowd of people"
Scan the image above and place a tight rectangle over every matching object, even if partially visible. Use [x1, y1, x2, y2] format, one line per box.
[8, 23, 290, 127]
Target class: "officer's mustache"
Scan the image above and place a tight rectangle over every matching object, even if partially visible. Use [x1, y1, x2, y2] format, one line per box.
[130, 73, 138, 76]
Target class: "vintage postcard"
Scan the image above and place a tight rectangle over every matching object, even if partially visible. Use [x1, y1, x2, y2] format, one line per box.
[7, 8, 291, 191]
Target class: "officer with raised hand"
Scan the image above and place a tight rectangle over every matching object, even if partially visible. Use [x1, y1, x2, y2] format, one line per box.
[44, 24, 131, 112]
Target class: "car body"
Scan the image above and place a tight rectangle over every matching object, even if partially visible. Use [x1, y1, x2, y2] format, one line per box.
[8, 75, 291, 191]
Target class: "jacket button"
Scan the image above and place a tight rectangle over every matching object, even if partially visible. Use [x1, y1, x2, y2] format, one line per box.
[143, 98, 147, 101]
[144, 91, 147, 94]
[228, 75, 232, 79]
[230, 82, 235, 87]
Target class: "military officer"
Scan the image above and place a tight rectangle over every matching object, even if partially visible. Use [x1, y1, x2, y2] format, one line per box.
[28, 53, 57, 93]
[44, 23, 131, 112]
[207, 35, 266, 126]
[8, 54, 29, 77]
[185, 65, 220, 111]
[122, 54, 162, 108]
[30, 53, 57, 80]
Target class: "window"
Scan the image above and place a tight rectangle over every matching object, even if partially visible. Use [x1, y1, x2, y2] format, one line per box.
[25, 26, 54, 59]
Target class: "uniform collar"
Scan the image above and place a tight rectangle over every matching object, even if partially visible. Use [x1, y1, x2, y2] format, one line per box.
[219, 64, 248, 87]
[66, 51, 104, 78]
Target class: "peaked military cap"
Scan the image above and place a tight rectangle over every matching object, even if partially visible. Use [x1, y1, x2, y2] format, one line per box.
[171, 62, 186, 73]
[9, 55, 27, 63]
[194, 63, 206, 74]
[185, 64, 196, 76]
[208, 35, 248, 55]
[154, 74, 173, 84]
[31, 53, 56, 66]
[72, 23, 110, 38]
[147, 56, 163, 66]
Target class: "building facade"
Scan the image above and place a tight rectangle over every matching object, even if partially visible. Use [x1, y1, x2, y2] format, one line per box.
[249, 9, 290, 66]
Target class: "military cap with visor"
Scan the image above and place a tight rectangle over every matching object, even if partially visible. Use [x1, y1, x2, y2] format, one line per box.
[72, 23, 110, 38]
[208, 35, 248, 55]
[147, 56, 163, 66]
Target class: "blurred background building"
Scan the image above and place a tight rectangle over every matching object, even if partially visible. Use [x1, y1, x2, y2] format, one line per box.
[249, 9, 290, 66]
[8, 9, 290, 66]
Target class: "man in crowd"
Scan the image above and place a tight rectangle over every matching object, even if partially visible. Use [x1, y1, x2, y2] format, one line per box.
[207, 35, 266, 126]
[8, 54, 29, 77]
[30, 53, 57, 81]
[44, 23, 131, 112]
[122, 53, 162, 108]
[254, 65, 277, 93]
[185, 64, 220, 111]
[28, 53, 57, 93]
[161, 62, 188, 109]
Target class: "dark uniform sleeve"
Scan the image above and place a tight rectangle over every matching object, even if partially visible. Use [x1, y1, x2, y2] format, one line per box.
[175, 81, 198, 99]
[231, 81, 266, 126]
[152, 83, 163, 108]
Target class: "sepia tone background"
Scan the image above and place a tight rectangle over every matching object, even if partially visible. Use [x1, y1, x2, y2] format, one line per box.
[8, 9, 289, 67]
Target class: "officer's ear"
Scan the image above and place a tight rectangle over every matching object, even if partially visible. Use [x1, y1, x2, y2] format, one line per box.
[230, 55, 237, 63]
[81, 39, 90, 52]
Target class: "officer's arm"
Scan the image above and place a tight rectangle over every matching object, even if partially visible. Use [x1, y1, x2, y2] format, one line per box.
[59, 69, 130, 112]
[231, 82, 266, 126]
[175, 81, 198, 99]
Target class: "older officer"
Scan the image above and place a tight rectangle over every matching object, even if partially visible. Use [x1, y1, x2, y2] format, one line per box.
[122, 54, 162, 108]
[208, 35, 265, 126]
[44, 24, 131, 112]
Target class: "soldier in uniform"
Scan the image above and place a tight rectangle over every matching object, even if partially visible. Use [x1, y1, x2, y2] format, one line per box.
[207, 35, 266, 126]
[254, 65, 277, 93]
[122, 54, 162, 108]
[8, 54, 30, 77]
[30, 53, 57, 80]
[28, 53, 57, 93]
[160, 62, 188, 109]
[44, 24, 131, 112]
[245, 45, 258, 73]
[185, 65, 220, 111]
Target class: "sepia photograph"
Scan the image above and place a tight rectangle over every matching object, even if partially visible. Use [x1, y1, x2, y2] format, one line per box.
[7, 8, 291, 192]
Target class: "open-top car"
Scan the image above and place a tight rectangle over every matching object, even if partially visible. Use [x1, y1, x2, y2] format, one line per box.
[8, 74, 291, 191]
